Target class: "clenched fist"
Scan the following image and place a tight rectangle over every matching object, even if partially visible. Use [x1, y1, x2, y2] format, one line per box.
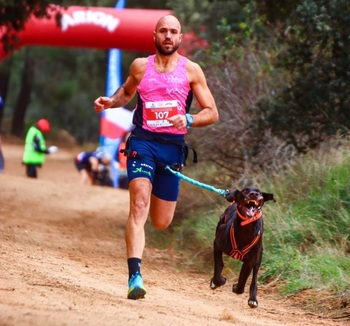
[94, 96, 113, 113]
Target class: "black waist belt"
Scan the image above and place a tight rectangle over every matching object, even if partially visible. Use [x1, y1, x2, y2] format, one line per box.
[125, 129, 198, 166]
[132, 129, 184, 144]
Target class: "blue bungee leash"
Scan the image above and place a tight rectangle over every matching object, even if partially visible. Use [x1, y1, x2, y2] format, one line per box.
[165, 165, 228, 197]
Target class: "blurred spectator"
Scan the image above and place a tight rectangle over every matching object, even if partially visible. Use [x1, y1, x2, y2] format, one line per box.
[22, 119, 58, 178]
[116, 133, 130, 189]
[0, 135, 4, 173]
[74, 150, 113, 186]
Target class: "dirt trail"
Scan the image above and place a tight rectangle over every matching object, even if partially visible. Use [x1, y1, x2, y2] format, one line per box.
[0, 141, 346, 325]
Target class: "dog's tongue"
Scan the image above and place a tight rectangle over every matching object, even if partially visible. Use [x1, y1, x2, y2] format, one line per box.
[246, 207, 256, 217]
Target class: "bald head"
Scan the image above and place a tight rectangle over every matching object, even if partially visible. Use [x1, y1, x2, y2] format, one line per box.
[155, 15, 181, 33]
[154, 15, 182, 56]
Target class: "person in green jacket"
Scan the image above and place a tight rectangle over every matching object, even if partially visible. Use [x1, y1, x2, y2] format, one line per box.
[22, 118, 58, 178]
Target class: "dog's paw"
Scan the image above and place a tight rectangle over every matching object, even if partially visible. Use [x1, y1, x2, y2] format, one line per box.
[232, 283, 244, 294]
[248, 299, 258, 308]
[210, 276, 226, 289]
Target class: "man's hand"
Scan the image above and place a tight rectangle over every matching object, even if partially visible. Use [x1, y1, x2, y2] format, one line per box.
[167, 114, 188, 130]
[94, 96, 113, 113]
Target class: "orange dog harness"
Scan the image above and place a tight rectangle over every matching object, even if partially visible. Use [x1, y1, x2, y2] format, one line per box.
[227, 204, 263, 261]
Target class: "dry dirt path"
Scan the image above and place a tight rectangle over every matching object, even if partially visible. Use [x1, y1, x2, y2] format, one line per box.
[0, 142, 346, 325]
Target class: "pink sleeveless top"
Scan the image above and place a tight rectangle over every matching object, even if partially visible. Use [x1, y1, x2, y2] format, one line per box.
[133, 54, 193, 135]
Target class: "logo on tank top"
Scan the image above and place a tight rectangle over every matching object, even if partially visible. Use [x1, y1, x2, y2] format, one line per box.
[167, 76, 185, 84]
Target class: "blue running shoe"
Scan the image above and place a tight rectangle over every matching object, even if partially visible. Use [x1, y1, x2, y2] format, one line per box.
[127, 272, 146, 300]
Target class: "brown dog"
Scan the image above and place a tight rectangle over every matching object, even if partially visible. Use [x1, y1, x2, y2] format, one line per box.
[210, 187, 275, 308]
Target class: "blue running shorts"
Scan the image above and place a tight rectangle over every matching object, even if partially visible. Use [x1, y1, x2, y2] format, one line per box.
[126, 135, 185, 201]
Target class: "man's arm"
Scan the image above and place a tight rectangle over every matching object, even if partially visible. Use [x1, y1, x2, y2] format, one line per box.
[89, 156, 99, 171]
[33, 135, 48, 153]
[94, 57, 146, 113]
[167, 60, 219, 130]
[187, 61, 219, 127]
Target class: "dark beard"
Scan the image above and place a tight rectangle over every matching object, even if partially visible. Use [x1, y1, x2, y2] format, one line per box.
[155, 42, 180, 56]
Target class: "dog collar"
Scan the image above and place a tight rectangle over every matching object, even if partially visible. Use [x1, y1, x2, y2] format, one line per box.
[236, 209, 262, 226]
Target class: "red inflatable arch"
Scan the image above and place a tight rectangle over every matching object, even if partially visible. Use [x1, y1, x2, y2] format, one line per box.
[0, 6, 174, 60]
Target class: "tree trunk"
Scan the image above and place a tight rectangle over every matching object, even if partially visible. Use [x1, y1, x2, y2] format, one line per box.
[0, 56, 13, 132]
[11, 48, 34, 137]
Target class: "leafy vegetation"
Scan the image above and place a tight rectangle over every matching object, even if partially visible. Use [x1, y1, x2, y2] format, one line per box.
[256, 0, 350, 152]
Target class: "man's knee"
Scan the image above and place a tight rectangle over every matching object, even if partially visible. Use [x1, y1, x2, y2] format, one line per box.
[149, 199, 177, 229]
[151, 216, 173, 230]
[149, 185, 179, 229]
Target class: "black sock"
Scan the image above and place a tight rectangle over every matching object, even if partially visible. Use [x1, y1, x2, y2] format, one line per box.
[127, 258, 141, 278]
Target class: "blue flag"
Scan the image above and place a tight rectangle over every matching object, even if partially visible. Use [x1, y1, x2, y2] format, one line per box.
[100, 0, 133, 187]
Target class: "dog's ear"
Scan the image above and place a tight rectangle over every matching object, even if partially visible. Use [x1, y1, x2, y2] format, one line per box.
[262, 192, 276, 203]
[225, 190, 240, 203]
